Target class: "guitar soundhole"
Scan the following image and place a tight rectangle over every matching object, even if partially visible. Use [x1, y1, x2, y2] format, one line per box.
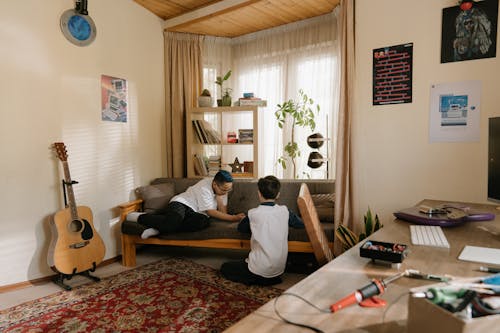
[69, 219, 84, 232]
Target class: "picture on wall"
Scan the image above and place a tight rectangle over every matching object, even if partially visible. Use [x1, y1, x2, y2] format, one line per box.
[441, 0, 498, 63]
[429, 81, 481, 143]
[101, 75, 127, 122]
[372, 43, 413, 106]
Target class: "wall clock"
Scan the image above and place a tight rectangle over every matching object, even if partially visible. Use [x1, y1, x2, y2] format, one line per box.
[60, 0, 96, 46]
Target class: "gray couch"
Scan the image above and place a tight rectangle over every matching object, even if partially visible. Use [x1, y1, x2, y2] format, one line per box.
[119, 178, 335, 266]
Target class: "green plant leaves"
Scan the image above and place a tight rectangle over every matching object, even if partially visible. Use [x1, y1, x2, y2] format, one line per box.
[335, 207, 384, 252]
[274, 90, 320, 176]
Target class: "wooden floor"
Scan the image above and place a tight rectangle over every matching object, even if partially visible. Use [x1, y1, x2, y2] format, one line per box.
[0, 246, 308, 311]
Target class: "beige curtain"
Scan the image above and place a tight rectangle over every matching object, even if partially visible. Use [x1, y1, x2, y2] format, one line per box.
[334, 0, 355, 256]
[164, 31, 203, 177]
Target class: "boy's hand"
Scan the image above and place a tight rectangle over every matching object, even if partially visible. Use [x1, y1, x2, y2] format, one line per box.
[232, 213, 246, 221]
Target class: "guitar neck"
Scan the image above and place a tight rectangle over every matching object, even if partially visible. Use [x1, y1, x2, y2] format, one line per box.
[61, 161, 79, 221]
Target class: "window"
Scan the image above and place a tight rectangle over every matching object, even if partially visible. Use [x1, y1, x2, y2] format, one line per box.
[202, 13, 338, 179]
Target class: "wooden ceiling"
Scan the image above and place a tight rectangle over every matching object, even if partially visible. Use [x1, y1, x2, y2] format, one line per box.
[134, 0, 340, 37]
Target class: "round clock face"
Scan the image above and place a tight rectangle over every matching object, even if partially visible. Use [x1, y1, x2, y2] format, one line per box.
[60, 9, 96, 46]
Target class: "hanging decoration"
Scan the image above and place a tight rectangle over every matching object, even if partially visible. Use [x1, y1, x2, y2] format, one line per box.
[60, 0, 96, 47]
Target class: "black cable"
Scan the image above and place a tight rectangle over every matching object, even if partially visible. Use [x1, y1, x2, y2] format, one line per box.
[273, 292, 330, 333]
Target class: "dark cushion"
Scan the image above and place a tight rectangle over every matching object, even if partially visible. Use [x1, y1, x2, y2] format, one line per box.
[121, 219, 335, 242]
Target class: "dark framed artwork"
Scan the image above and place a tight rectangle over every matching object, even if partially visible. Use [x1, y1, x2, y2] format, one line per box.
[373, 43, 413, 106]
[441, 0, 498, 63]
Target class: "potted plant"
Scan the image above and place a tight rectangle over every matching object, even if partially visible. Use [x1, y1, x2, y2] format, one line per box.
[335, 208, 383, 251]
[198, 89, 213, 107]
[275, 89, 320, 178]
[215, 70, 232, 107]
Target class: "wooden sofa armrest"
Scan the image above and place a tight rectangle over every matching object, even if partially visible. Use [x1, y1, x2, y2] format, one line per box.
[118, 199, 143, 223]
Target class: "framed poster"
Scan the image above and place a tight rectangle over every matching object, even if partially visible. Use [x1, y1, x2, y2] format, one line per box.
[429, 81, 481, 142]
[101, 75, 127, 123]
[373, 43, 413, 106]
[441, 0, 498, 63]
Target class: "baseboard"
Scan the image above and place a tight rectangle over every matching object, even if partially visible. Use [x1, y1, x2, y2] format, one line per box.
[0, 256, 122, 294]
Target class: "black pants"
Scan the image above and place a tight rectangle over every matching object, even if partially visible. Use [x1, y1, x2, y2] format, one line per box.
[137, 201, 210, 234]
[220, 260, 282, 286]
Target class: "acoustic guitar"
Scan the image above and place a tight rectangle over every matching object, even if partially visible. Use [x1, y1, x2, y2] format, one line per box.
[50, 142, 105, 275]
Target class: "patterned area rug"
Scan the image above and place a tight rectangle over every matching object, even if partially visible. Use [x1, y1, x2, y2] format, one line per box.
[0, 258, 282, 332]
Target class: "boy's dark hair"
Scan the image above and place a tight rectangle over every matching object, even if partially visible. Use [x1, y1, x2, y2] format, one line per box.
[214, 170, 233, 185]
[258, 175, 281, 200]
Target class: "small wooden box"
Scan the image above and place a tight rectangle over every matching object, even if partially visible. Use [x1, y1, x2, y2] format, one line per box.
[408, 293, 500, 333]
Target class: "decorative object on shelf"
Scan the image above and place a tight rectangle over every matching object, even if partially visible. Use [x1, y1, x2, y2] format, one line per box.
[243, 161, 254, 174]
[229, 157, 243, 173]
[60, 0, 96, 47]
[243, 92, 254, 98]
[335, 208, 383, 252]
[215, 70, 232, 107]
[222, 88, 232, 107]
[227, 131, 238, 143]
[198, 89, 213, 107]
[275, 89, 320, 178]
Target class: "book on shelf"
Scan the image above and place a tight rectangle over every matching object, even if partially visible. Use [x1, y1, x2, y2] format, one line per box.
[192, 120, 207, 143]
[200, 120, 221, 144]
[192, 154, 208, 176]
[192, 120, 221, 144]
[237, 98, 267, 107]
[238, 129, 253, 143]
[207, 155, 221, 176]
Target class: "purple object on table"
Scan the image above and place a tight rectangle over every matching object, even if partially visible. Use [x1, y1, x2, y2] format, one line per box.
[394, 205, 495, 227]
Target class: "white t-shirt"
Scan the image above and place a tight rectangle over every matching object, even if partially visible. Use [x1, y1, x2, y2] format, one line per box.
[171, 177, 228, 216]
[247, 203, 289, 278]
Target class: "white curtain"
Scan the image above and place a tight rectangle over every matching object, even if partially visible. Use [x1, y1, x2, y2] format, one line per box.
[202, 12, 339, 179]
[202, 36, 232, 102]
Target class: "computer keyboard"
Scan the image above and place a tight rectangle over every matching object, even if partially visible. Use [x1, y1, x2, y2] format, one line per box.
[410, 225, 450, 248]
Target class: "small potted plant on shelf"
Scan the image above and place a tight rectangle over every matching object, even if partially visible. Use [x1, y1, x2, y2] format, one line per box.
[215, 70, 232, 107]
[198, 89, 213, 107]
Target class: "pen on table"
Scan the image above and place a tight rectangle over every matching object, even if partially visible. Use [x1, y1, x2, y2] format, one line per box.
[405, 269, 450, 282]
[479, 266, 500, 273]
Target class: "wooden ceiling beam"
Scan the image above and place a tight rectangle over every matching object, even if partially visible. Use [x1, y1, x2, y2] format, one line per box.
[164, 0, 261, 31]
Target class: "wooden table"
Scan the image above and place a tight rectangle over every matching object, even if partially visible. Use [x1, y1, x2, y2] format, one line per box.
[225, 200, 500, 332]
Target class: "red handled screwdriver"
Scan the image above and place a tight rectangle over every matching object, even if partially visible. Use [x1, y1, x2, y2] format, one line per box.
[330, 271, 405, 312]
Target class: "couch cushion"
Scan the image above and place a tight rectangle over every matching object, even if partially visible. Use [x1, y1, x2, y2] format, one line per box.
[136, 182, 175, 213]
[311, 193, 335, 222]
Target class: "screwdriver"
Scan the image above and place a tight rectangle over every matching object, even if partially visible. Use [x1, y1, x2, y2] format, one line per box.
[330, 271, 405, 312]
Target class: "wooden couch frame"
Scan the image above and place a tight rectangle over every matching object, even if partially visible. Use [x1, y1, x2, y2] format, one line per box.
[119, 198, 334, 267]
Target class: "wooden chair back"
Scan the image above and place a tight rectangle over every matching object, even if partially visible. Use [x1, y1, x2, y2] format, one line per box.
[297, 183, 334, 266]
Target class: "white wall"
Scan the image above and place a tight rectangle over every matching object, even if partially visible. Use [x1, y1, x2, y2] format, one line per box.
[0, 0, 165, 286]
[353, 0, 500, 226]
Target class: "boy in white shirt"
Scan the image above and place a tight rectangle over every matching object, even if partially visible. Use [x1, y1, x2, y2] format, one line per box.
[138, 170, 245, 239]
[220, 175, 290, 286]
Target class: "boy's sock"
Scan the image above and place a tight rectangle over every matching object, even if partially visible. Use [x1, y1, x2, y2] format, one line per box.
[141, 228, 160, 239]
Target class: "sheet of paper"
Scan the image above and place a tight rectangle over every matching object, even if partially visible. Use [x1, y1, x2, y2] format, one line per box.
[458, 245, 500, 265]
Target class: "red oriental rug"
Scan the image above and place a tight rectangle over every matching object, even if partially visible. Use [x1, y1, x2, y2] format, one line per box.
[0, 258, 282, 332]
